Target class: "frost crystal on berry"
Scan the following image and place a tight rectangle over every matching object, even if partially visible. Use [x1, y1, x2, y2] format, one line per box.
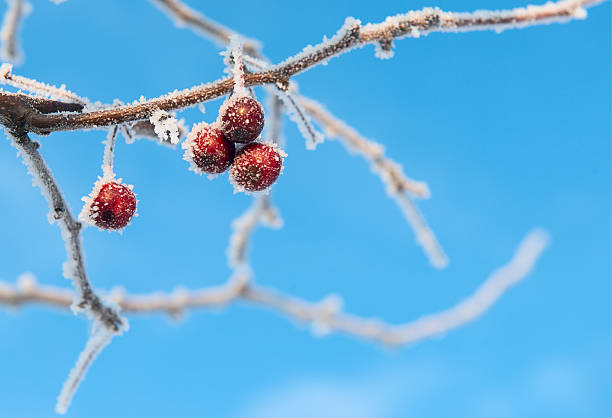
[220, 96, 264, 143]
[183, 122, 235, 174]
[80, 181, 137, 231]
[230, 142, 284, 192]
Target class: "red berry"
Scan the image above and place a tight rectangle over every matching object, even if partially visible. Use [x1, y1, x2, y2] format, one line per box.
[220, 96, 264, 143]
[85, 182, 137, 230]
[184, 124, 235, 174]
[230, 143, 284, 192]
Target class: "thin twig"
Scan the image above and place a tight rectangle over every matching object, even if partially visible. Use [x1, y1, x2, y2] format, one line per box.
[227, 197, 282, 273]
[0, 229, 549, 346]
[299, 96, 430, 198]
[273, 88, 324, 150]
[0, 62, 87, 104]
[153, 0, 323, 151]
[149, 0, 261, 56]
[0, 0, 30, 64]
[4, 0, 598, 134]
[55, 321, 115, 414]
[0, 68, 186, 144]
[297, 96, 447, 266]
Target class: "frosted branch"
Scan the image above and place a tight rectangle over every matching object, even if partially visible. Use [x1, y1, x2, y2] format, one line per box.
[55, 320, 116, 414]
[0, 229, 548, 346]
[273, 87, 324, 150]
[395, 193, 448, 268]
[388, 229, 550, 344]
[227, 200, 265, 272]
[297, 96, 446, 267]
[227, 196, 282, 272]
[0, 0, 31, 64]
[243, 229, 549, 344]
[0, 272, 249, 316]
[0, 66, 187, 145]
[4, 0, 598, 135]
[6, 130, 124, 331]
[0, 62, 88, 104]
[149, 0, 261, 56]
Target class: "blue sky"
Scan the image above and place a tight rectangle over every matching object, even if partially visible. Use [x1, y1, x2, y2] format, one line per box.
[0, 0, 609, 417]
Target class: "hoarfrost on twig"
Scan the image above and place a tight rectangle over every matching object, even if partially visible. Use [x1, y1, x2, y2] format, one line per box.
[297, 96, 446, 267]
[149, 109, 183, 145]
[273, 87, 323, 150]
[0, 229, 549, 347]
[0, 0, 31, 64]
[9, 1, 600, 134]
[6, 130, 124, 330]
[149, 0, 261, 56]
[55, 320, 118, 414]
[0, 62, 89, 105]
[269, 16, 362, 76]
[227, 196, 282, 272]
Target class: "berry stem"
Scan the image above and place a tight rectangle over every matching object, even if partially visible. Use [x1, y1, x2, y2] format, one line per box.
[228, 34, 246, 96]
[102, 125, 118, 179]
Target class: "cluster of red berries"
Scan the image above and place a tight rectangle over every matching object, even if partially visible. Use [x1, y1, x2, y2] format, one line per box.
[79, 95, 283, 232]
[183, 95, 284, 192]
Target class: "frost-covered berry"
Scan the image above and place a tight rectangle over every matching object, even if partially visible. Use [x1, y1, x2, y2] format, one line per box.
[83, 181, 137, 230]
[183, 123, 235, 174]
[220, 96, 264, 143]
[230, 143, 284, 192]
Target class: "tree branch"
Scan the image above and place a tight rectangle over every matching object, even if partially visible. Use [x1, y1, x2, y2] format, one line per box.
[2, 0, 598, 135]
[145, 0, 445, 268]
[298, 96, 447, 267]
[149, 0, 261, 56]
[0, 0, 30, 64]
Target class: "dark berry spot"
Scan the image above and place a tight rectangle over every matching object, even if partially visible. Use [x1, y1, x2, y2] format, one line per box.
[220, 96, 264, 143]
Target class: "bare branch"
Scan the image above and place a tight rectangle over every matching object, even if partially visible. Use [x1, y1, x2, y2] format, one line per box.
[4, 0, 598, 135]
